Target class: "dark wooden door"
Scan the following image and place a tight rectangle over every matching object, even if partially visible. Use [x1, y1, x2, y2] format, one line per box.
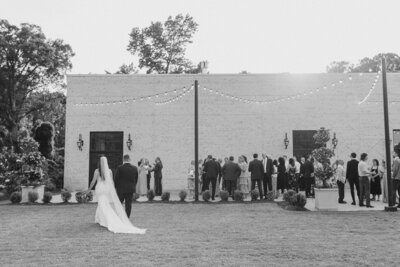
[292, 130, 317, 160]
[89, 132, 124, 187]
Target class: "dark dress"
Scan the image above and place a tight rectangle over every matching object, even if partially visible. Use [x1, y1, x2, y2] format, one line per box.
[288, 166, 298, 192]
[370, 166, 382, 195]
[277, 164, 286, 192]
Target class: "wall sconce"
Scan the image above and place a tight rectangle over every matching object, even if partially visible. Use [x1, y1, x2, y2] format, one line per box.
[77, 134, 84, 151]
[284, 132, 289, 149]
[126, 134, 133, 151]
[332, 132, 338, 149]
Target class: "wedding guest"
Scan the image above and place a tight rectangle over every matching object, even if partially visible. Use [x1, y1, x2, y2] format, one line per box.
[346, 153, 360, 205]
[198, 159, 204, 194]
[187, 160, 195, 198]
[370, 159, 382, 201]
[137, 158, 148, 196]
[145, 159, 152, 191]
[277, 157, 287, 194]
[358, 153, 373, 208]
[271, 160, 278, 198]
[203, 155, 219, 200]
[152, 157, 163, 196]
[248, 153, 264, 199]
[392, 146, 400, 207]
[215, 158, 222, 197]
[304, 154, 315, 198]
[238, 155, 250, 198]
[222, 156, 241, 197]
[262, 153, 273, 197]
[334, 160, 346, 204]
[288, 158, 298, 192]
[299, 156, 306, 191]
[380, 160, 388, 203]
[201, 158, 208, 192]
[283, 155, 289, 173]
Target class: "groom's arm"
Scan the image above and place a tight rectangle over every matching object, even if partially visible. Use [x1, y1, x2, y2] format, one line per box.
[114, 166, 119, 183]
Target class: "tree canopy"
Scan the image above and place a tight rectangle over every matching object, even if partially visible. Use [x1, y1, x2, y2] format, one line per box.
[127, 14, 199, 74]
[0, 19, 74, 148]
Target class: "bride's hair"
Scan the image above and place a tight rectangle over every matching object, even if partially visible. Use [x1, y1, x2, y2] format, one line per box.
[98, 156, 108, 181]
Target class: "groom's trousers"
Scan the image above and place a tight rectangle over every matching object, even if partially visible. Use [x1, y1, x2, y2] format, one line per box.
[117, 192, 133, 218]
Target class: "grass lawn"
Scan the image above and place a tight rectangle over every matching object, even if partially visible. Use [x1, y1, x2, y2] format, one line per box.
[0, 202, 399, 266]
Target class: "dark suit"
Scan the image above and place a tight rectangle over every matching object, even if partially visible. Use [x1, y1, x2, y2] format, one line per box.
[203, 159, 219, 199]
[346, 159, 360, 203]
[303, 160, 314, 197]
[248, 159, 264, 198]
[152, 162, 163, 196]
[146, 164, 152, 191]
[299, 163, 306, 191]
[114, 163, 138, 217]
[222, 162, 241, 196]
[262, 157, 273, 196]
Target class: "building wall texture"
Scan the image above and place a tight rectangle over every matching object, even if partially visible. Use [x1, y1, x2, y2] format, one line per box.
[64, 73, 400, 191]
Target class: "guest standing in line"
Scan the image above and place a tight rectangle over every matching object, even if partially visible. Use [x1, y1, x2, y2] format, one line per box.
[288, 158, 298, 192]
[262, 154, 273, 197]
[248, 153, 264, 199]
[346, 153, 360, 205]
[358, 153, 373, 208]
[299, 156, 306, 191]
[198, 159, 204, 194]
[277, 157, 287, 194]
[222, 156, 241, 197]
[187, 160, 195, 198]
[215, 158, 223, 197]
[392, 146, 400, 208]
[152, 157, 163, 196]
[203, 155, 219, 200]
[238, 155, 250, 198]
[380, 160, 388, 203]
[136, 158, 148, 196]
[304, 154, 315, 198]
[271, 159, 278, 198]
[201, 158, 208, 192]
[145, 159, 152, 191]
[334, 160, 347, 204]
[370, 159, 382, 201]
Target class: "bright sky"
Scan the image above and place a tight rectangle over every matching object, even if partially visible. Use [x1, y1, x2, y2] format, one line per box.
[2, 0, 400, 74]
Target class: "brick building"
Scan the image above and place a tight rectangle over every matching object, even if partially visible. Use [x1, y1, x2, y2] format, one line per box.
[64, 73, 400, 191]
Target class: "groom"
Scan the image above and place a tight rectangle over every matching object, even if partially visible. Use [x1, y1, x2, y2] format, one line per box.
[114, 154, 138, 218]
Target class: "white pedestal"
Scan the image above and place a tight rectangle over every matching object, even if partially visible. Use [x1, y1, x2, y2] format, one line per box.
[21, 185, 45, 203]
[314, 188, 338, 211]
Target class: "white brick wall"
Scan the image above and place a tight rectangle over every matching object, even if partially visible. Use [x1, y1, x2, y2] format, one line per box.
[64, 73, 400, 191]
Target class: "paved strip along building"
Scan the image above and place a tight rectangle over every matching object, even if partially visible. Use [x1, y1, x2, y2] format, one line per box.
[64, 73, 400, 191]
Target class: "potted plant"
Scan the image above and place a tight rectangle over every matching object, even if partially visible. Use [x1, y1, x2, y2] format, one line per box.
[311, 127, 338, 211]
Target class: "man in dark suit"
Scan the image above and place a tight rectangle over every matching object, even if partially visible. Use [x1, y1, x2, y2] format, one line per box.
[346, 152, 360, 205]
[222, 156, 241, 197]
[113, 154, 138, 218]
[304, 154, 315, 198]
[248, 153, 264, 199]
[203, 155, 219, 200]
[262, 153, 273, 198]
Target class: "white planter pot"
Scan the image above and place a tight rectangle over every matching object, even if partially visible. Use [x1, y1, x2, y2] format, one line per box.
[314, 188, 338, 211]
[21, 185, 45, 203]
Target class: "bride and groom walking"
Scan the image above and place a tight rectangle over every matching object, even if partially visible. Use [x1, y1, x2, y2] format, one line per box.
[88, 154, 146, 234]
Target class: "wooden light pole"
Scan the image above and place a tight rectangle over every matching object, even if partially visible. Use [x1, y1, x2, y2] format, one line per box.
[382, 57, 397, 211]
[194, 80, 199, 201]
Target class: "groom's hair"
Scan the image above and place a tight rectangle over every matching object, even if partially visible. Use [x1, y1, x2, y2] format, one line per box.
[123, 154, 130, 161]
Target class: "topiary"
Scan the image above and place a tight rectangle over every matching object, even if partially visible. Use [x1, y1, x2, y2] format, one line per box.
[10, 191, 22, 204]
[132, 193, 140, 202]
[294, 193, 307, 208]
[42, 191, 52, 204]
[283, 189, 296, 203]
[44, 182, 56, 192]
[265, 191, 275, 201]
[61, 190, 72, 203]
[147, 189, 155, 201]
[233, 190, 244, 201]
[219, 190, 229, 201]
[28, 191, 39, 203]
[202, 190, 211, 202]
[161, 191, 170, 201]
[250, 189, 260, 201]
[178, 190, 187, 202]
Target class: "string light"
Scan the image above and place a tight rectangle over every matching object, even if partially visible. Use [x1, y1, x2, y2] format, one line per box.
[155, 85, 194, 106]
[358, 72, 381, 105]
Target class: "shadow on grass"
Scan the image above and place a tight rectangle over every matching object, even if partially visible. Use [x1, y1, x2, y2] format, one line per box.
[277, 201, 309, 211]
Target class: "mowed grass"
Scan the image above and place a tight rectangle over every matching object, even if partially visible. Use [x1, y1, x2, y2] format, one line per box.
[0, 202, 399, 267]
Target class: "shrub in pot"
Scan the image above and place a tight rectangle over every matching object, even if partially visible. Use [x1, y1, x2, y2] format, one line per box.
[161, 191, 170, 201]
[233, 190, 244, 201]
[10, 192, 22, 204]
[75, 191, 93, 203]
[28, 191, 39, 203]
[283, 190, 296, 203]
[265, 191, 275, 201]
[294, 193, 307, 208]
[178, 190, 187, 202]
[132, 193, 140, 202]
[250, 189, 260, 201]
[147, 189, 155, 201]
[219, 190, 229, 201]
[61, 191, 72, 203]
[44, 182, 56, 192]
[42, 192, 52, 204]
[202, 190, 211, 202]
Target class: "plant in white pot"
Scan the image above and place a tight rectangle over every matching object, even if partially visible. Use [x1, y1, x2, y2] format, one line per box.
[311, 127, 337, 211]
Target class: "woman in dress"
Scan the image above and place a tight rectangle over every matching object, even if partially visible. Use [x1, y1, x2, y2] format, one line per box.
[136, 158, 148, 196]
[271, 159, 278, 198]
[277, 157, 287, 194]
[238, 155, 249, 198]
[187, 160, 195, 198]
[87, 156, 146, 234]
[288, 158, 298, 192]
[370, 159, 382, 201]
[380, 160, 388, 203]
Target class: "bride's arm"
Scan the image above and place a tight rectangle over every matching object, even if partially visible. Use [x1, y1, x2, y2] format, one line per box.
[88, 170, 98, 191]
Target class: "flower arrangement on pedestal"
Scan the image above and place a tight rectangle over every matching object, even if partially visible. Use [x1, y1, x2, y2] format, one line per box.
[312, 127, 335, 188]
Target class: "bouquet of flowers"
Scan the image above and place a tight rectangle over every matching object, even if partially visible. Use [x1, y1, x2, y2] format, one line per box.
[75, 191, 93, 203]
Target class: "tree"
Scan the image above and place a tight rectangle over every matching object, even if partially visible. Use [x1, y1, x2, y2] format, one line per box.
[326, 61, 352, 73]
[311, 127, 335, 188]
[127, 14, 198, 74]
[0, 20, 74, 150]
[115, 63, 139, 74]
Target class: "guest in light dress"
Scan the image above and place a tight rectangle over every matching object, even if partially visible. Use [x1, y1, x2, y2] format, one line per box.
[187, 160, 195, 198]
[238, 155, 250, 198]
[136, 158, 149, 196]
[380, 160, 388, 203]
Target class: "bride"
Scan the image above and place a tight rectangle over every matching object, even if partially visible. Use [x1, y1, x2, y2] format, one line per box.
[88, 156, 146, 234]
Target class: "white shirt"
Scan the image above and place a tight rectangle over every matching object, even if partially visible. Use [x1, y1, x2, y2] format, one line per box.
[358, 161, 369, 177]
[294, 161, 301, 174]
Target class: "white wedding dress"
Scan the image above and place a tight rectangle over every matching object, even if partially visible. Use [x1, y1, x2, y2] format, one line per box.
[94, 157, 146, 234]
